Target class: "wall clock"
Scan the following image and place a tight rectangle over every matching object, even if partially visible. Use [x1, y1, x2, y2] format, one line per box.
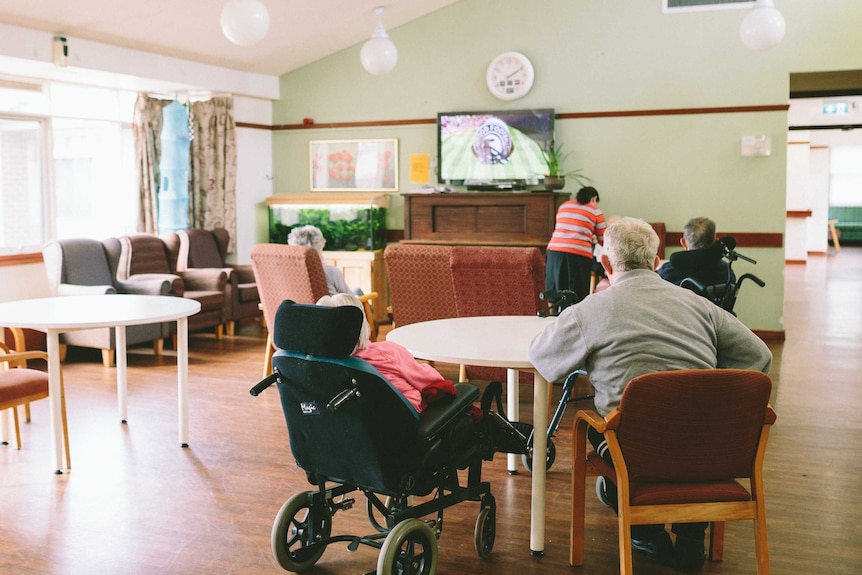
[486, 51, 534, 101]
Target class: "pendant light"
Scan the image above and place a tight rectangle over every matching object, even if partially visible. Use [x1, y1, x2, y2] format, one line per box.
[221, 0, 270, 46]
[739, 0, 786, 51]
[360, 7, 398, 75]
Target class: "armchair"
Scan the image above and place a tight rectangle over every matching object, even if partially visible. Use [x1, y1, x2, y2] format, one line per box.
[170, 228, 260, 336]
[42, 238, 172, 366]
[250, 244, 331, 378]
[570, 369, 775, 574]
[1, 329, 70, 468]
[116, 234, 227, 339]
[449, 246, 545, 383]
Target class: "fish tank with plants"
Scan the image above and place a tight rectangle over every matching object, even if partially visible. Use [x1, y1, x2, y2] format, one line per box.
[266, 193, 389, 251]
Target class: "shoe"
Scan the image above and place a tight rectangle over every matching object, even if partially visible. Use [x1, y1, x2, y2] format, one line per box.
[631, 530, 674, 565]
[673, 535, 706, 573]
[595, 476, 618, 514]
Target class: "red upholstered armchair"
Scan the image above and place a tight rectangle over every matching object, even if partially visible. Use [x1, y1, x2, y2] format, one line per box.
[570, 369, 776, 574]
[383, 244, 457, 328]
[449, 245, 545, 383]
[117, 234, 227, 338]
[170, 228, 261, 336]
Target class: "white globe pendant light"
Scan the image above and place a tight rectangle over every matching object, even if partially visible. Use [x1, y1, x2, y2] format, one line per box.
[361, 7, 398, 75]
[739, 0, 786, 50]
[221, 0, 270, 46]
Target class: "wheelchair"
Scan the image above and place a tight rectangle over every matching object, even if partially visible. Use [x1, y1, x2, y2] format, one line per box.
[677, 236, 766, 314]
[250, 300, 498, 575]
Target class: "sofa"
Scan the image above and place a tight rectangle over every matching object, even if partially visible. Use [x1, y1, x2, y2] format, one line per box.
[828, 206, 862, 243]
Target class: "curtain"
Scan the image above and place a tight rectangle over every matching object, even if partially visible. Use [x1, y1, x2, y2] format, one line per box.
[190, 97, 238, 252]
[132, 94, 170, 234]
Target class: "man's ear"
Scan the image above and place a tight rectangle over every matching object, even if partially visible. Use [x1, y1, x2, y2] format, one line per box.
[679, 238, 688, 249]
[653, 255, 661, 271]
[600, 254, 613, 276]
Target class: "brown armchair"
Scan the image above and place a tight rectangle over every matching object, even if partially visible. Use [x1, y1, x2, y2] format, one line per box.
[570, 369, 776, 574]
[383, 243, 457, 327]
[116, 234, 227, 338]
[169, 228, 260, 336]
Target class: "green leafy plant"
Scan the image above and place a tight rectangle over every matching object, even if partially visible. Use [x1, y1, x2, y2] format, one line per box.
[541, 144, 591, 186]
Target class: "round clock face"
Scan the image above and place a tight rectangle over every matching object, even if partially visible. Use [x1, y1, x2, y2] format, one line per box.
[486, 51, 534, 101]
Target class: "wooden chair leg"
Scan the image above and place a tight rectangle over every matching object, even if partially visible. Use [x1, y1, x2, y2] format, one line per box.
[101, 349, 115, 368]
[12, 406, 22, 449]
[226, 321, 236, 337]
[458, 364, 467, 383]
[262, 333, 274, 379]
[24, 402, 31, 423]
[709, 521, 725, 561]
[153, 338, 164, 356]
[215, 324, 224, 340]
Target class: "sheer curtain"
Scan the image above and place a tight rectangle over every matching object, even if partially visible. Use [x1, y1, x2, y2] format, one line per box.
[190, 97, 238, 250]
[133, 94, 237, 246]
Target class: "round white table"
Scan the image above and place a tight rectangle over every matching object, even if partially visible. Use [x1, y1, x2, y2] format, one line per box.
[387, 315, 556, 556]
[0, 294, 201, 473]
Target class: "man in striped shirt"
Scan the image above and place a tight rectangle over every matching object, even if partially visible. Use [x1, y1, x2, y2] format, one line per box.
[545, 186, 607, 302]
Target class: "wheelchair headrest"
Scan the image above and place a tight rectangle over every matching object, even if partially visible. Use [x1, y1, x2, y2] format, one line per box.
[273, 300, 363, 358]
[668, 239, 724, 269]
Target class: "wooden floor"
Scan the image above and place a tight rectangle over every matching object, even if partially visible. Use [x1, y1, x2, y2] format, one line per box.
[2, 249, 861, 575]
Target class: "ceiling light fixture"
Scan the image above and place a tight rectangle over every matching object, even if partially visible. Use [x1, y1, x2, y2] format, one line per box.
[739, 0, 786, 51]
[360, 7, 398, 75]
[221, 0, 270, 46]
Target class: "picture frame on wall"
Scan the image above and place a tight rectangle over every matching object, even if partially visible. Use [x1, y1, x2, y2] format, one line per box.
[310, 139, 399, 192]
[663, 0, 754, 13]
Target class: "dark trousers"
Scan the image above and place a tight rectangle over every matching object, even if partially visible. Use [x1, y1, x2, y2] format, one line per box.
[587, 427, 707, 541]
[545, 250, 594, 302]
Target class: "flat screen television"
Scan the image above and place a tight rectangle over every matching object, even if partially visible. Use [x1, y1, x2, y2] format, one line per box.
[437, 108, 554, 187]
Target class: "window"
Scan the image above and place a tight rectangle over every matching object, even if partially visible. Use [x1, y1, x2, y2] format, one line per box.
[830, 147, 862, 207]
[0, 80, 138, 254]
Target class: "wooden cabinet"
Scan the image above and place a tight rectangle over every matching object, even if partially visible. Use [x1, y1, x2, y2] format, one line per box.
[402, 191, 568, 247]
[323, 250, 388, 324]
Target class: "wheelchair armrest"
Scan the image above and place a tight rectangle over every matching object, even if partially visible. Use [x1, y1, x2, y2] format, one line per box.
[416, 382, 480, 439]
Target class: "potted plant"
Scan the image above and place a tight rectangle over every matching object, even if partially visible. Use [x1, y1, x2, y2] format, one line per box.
[541, 144, 591, 191]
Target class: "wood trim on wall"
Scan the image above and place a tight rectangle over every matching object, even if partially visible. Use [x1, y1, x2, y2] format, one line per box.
[665, 232, 783, 249]
[262, 104, 789, 132]
[786, 210, 813, 218]
[0, 252, 43, 267]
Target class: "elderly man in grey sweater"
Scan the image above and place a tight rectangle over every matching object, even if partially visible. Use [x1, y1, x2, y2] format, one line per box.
[528, 216, 772, 573]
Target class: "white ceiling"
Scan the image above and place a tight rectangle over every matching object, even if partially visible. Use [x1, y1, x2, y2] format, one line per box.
[0, 0, 461, 78]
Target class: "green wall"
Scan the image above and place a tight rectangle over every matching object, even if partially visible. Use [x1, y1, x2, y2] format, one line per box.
[271, 0, 862, 331]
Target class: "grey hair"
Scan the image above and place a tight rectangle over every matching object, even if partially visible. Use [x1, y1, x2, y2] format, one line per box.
[316, 293, 371, 350]
[603, 217, 659, 272]
[287, 225, 326, 251]
[682, 217, 716, 250]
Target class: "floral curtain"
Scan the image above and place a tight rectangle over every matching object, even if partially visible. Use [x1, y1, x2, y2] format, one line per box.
[189, 97, 238, 251]
[132, 94, 170, 234]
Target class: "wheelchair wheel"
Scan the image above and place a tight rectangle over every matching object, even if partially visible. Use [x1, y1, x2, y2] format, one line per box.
[473, 505, 496, 558]
[521, 437, 556, 472]
[271, 491, 332, 572]
[377, 519, 438, 575]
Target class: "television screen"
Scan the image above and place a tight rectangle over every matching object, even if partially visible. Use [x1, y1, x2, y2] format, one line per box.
[437, 108, 554, 186]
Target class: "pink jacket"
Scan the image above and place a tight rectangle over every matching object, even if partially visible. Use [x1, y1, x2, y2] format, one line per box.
[354, 341, 452, 412]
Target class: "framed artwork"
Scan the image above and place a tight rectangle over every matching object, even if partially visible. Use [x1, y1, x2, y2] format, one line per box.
[663, 0, 754, 13]
[310, 139, 399, 192]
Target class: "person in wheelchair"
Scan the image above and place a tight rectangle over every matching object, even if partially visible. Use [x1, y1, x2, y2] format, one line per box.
[317, 293, 459, 413]
[658, 216, 735, 287]
[529, 217, 772, 573]
[251, 297, 498, 574]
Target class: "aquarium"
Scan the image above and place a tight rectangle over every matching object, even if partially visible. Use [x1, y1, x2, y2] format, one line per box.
[266, 193, 389, 251]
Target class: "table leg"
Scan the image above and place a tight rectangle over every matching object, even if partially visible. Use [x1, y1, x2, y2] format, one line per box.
[507, 368, 520, 473]
[46, 329, 65, 474]
[116, 325, 128, 423]
[530, 371, 548, 556]
[177, 316, 190, 447]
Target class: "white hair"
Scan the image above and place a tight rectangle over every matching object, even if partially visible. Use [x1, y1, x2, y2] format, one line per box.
[287, 225, 325, 251]
[603, 217, 659, 272]
[316, 293, 371, 350]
